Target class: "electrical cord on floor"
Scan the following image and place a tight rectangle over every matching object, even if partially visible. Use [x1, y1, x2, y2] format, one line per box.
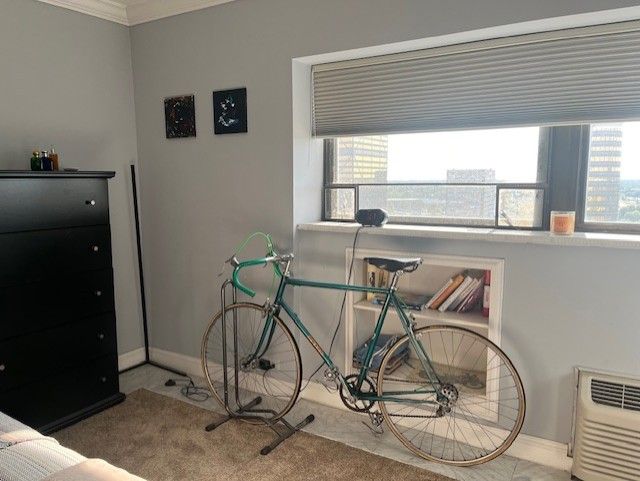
[300, 226, 364, 392]
[165, 376, 211, 402]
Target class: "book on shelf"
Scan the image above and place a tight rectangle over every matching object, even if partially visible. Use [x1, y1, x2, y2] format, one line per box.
[438, 276, 474, 312]
[365, 262, 389, 301]
[439, 269, 485, 312]
[426, 269, 485, 313]
[425, 278, 453, 309]
[428, 274, 464, 310]
[448, 278, 481, 311]
[354, 350, 409, 375]
[372, 292, 430, 311]
[352, 334, 409, 374]
[456, 281, 485, 313]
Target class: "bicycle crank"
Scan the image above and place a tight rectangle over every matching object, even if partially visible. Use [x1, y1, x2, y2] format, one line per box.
[362, 410, 384, 435]
[339, 374, 377, 413]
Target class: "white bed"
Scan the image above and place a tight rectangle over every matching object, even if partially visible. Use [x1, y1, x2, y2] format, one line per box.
[0, 412, 143, 481]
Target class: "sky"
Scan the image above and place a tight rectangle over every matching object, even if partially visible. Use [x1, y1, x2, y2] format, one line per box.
[386, 122, 640, 182]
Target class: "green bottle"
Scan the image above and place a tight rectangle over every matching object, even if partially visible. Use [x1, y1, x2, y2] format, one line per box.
[30, 150, 41, 171]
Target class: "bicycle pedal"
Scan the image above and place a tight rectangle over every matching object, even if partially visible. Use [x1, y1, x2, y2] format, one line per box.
[361, 420, 384, 435]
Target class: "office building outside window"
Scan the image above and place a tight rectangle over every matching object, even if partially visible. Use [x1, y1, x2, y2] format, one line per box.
[325, 128, 545, 227]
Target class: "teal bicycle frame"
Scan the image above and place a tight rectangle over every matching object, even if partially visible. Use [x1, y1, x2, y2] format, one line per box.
[232, 255, 443, 405]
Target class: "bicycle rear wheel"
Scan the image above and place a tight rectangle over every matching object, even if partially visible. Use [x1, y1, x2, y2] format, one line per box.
[377, 325, 525, 466]
[201, 303, 302, 423]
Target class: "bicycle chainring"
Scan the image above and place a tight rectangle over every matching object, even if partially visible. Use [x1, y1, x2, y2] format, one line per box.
[339, 374, 377, 413]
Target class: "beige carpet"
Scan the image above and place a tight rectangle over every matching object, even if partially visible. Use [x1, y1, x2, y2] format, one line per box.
[55, 389, 453, 481]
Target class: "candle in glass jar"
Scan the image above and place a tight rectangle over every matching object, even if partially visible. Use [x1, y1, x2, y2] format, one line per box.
[550, 211, 575, 235]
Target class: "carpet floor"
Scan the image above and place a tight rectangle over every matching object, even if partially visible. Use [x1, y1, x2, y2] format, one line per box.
[54, 389, 453, 481]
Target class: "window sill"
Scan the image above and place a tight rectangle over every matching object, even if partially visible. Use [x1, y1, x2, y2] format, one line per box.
[297, 222, 640, 249]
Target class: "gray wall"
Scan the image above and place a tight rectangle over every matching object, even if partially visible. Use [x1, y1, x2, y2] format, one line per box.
[296, 230, 640, 443]
[128, 0, 640, 444]
[0, 0, 144, 354]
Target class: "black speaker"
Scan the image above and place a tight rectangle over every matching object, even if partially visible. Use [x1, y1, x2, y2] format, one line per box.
[355, 208, 389, 227]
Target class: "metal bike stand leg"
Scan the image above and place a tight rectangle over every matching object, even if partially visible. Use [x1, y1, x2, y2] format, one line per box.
[205, 279, 315, 455]
[259, 414, 316, 456]
[207, 280, 261, 431]
[205, 396, 263, 431]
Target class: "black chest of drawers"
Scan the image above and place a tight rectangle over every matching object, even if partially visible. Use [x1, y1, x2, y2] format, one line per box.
[0, 171, 125, 433]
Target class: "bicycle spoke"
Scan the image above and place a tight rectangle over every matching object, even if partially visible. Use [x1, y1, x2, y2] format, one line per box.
[202, 304, 301, 424]
[378, 325, 524, 466]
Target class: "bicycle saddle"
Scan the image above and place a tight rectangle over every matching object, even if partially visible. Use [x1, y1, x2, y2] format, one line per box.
[365, 257, 422, 273]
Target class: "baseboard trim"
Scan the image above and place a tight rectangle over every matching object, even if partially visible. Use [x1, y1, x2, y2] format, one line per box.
[148, 347, 572, 472]
[149, 347, 200, 375]
[118, 347, 146, 372]
[506, 432, 572, 472]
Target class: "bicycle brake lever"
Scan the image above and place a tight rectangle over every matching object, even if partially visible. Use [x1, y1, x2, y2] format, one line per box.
[217, 255, 240, 277]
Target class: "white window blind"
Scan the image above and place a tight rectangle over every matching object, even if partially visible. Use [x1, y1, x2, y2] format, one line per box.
[312, 21, 640, 137]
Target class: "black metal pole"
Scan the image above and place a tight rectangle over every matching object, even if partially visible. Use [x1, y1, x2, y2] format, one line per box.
[124, 164, 188, 379]
[130, 164, 151, 363]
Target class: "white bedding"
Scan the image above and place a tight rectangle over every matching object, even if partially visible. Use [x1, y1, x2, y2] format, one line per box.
[0, 439, 86, 481]
[0, 413, 84, 481]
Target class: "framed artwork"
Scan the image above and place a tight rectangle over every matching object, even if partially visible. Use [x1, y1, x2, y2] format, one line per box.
[213, 88, 247, 134]
[164, 95, 196, 138]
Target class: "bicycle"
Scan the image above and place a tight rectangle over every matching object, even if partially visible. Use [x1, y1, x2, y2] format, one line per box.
[202, 239, 525, 466]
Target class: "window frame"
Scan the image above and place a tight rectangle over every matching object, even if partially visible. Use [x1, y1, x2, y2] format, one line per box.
[322, 130, 551, 230]
[323, 124, 640, 235]
[575, 124, 640, 234]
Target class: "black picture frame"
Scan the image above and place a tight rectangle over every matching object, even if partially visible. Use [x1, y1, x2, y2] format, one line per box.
[164, 95, 196, 139]
[213, 88, 247, 134]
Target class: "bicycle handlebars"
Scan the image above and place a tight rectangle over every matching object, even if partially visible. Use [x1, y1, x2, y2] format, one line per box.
[230, 253, 293, 297]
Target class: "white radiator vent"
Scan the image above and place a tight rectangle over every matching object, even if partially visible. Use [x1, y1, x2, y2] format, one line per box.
[573, 369, 640, 481]
[591, 379, 640, 412]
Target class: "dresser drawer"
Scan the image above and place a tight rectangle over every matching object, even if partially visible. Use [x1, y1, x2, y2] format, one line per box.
[0, 355, 119, 432]
[0, 314, 117, 393]
[0, 226, 112, 287]
[0, 269, 114, 340]
[0, 178, 109, 234]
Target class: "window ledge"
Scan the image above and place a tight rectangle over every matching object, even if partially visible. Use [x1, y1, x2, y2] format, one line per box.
[297, 222, 640, 249]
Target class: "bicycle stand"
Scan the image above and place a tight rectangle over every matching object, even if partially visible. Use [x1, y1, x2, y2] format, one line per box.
[204, 280, 314, 456]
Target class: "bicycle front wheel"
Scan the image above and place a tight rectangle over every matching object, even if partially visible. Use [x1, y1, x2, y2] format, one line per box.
[201, 303, 302, 423]
[377, 325, 525, 466]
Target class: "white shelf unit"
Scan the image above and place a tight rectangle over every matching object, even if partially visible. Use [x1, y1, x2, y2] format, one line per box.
[344, 247, 504, 375]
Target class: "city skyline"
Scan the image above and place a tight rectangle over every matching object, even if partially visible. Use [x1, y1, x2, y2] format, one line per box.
[333, 122, 640, 224]
[585, 124, 622, 222]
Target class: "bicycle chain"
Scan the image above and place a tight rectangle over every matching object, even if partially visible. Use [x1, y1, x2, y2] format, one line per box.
[387, 412, 441, 419]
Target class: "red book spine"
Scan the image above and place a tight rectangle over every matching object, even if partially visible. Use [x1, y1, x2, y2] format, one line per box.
[482, 270, 491, 318]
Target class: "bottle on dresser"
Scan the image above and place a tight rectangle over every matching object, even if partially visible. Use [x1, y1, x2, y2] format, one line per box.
[49, 146, 59, 171]
[41, 151, 52, 171]
[30, 150, 41, 171]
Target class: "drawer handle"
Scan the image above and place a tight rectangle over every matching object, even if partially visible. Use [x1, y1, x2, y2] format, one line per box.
[100, 376, 107, 383]
[95, 290, 102, 297]
[91, 245, 100, 253]
[97, 333, 105, 340]
[0, 364, 5, 372]
[86, 199, 96, 206]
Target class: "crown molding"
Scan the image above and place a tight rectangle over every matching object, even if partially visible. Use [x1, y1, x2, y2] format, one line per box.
[36, 0, 237, 26]
[37, 0, 129, 25]
[126, 0, 236, 26]
[36, 2, 640, 30]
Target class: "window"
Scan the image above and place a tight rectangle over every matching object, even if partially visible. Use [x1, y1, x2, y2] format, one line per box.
[581, 122, 640, 229]
[316, 22, 640, 234]
[324, 127, 548, 228]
